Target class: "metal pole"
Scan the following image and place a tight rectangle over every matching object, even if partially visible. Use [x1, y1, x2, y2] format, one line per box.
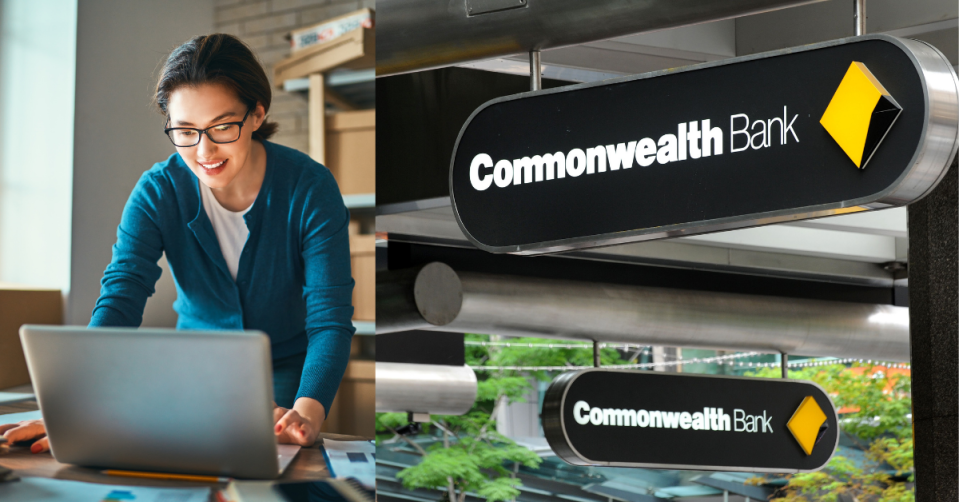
[530, 49, 542, 91]
[593, 340, 601, 367]
[382, 264, 912, 361]
[854, 0, 866, 36]
[782, 353, 788, 379]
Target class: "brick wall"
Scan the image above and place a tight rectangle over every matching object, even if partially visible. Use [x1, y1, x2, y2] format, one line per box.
[213, 0, 374, 153]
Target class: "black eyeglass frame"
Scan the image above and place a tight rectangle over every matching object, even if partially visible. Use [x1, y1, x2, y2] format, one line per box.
[163, 106, 253, 147]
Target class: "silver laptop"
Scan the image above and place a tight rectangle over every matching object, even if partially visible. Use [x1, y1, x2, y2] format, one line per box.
[19, 325, 300, 479]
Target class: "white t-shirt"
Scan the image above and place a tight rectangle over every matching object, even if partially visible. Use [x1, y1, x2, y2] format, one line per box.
[200, 183, 253, 280]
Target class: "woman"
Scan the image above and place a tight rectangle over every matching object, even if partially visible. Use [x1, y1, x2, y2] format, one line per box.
[0, 34, 354, 452]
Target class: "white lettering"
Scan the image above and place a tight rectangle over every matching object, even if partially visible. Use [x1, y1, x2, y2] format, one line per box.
[543, 152, 565, 180]
[657, 134, 678, 164]
[589, 407, 603, 426]
[783, 106, 799, 144]
[688, 122, 701, 159]
[566, 148, 586, 177]
[513, 157, 534, 185]
[718, 408, 731, 431]
[734, 409, 746, 432]
[702, 119, 723, 157]
[586, 146, 606, 174]
[574, 401, 590, 425]
[469, 154, 493, 191]
[493, 159, 512, 188]
[767, 116, 784, 147]
[649, 410, 663, 428]
[761, 411, 773, 433]
[605, 142, 636, 171]
[730, 114, 750, 153]
[637, 409, 650, 427]
[572, 404, 759, 435]
[636, 137, 657, 167]
[468, 109, 798, 193]
[692, 412, 705, 430]
[532, 155, 545, 182]
[662, 411, 680, 429]
[603, 408, 635, 426]
[750, 120, 766, 150]
[678, 122, 687, 161]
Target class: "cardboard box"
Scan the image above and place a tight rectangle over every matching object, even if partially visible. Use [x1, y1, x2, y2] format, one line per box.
[273, 27, 375, 88]
[322, 359, 374, 438]
[327, 110, 375, 195]
[290, 8, 374, 53]
[350, 234, 375, 321]
[0, 286, 62, 389]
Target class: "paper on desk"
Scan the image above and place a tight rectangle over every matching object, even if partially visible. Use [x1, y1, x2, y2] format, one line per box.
[321, 439, 374, 490]
[0, 477, 209, 501]
[0, 410, 42, 423]
[0, 392, 34, 405]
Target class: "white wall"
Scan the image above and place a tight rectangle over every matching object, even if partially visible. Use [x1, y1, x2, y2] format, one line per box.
[0, 0, 77, 292]
[68, 0, 213, 326]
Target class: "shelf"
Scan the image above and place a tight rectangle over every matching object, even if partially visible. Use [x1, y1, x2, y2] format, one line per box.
[353, 320, 375, 335]
[343, 193, 375, 208]
[283, 68, 375, 92]
[274, 27, 374, 88]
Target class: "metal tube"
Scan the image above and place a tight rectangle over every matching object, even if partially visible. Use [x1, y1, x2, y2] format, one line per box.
[530, 50, 542, 91]
[379, 263, 911, 361]
[375, 263, 463, 333]
[375, 267, 425, 334]
[782, 353, 789, 378]
[375, 362, 478, 415]
[378, 0, 826, 76]
[854, 0, 866, 36]
[593, 340, 600, 367]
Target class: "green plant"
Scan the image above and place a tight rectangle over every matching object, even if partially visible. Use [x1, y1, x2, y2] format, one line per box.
[748, 364, 913, 502]
[376, 335, 629, 501]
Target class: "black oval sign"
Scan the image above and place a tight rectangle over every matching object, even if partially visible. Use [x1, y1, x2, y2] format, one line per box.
[450, 35, 959, 254]
[542, 370, 839, 472]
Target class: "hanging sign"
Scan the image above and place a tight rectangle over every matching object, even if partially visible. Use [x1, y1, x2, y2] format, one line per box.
[542, 369, 839, 472]
[449, 35, 959, 254]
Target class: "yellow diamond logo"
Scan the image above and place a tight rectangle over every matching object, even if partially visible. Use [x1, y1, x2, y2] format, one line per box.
[820, 62, 902, 169]
[787, 396, 828, 455]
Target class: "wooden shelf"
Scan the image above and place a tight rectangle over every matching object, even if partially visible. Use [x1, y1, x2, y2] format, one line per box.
[273, 27, 374, 89]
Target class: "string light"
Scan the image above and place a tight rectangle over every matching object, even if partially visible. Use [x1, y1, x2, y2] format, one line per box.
[466, 340, 651, 350]
[471, 351, 761, 372]
[468, 350, 911, 372]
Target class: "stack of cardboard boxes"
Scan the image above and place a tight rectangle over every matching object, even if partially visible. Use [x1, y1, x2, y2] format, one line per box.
[0, 287, 62, 391]
[275, 9, 375, 438]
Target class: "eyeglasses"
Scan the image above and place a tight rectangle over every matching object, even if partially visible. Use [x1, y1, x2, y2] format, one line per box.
[164, 107, 252, 147]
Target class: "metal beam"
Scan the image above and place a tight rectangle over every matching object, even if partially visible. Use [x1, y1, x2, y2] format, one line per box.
[376, 200, 898, 286]
[378, 263, 910, 361]
[378, 0, 825, 76]
[375, 362, 477, 415]
[736, 0, 957, 56]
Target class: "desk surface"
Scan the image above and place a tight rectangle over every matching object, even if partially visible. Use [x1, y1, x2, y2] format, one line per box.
[0, 400, 367, 490]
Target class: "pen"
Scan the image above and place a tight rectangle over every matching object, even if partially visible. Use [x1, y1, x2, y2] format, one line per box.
[102, 469, 230, 483]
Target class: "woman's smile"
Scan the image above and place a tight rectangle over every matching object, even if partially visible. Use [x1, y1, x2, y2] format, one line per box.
[198, 158, 228, 175]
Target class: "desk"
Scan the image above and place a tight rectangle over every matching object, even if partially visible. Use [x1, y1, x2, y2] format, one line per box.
[0, 400, 368, 491]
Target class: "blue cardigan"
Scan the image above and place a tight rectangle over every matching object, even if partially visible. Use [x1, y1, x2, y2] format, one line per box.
[89, 141, 355, 414]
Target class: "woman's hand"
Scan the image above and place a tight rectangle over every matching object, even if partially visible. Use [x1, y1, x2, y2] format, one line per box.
[0, 420, 50, 453]
[273, 398, 325, 447]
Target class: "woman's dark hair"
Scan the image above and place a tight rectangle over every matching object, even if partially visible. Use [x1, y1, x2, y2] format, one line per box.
[155, 33, 278, 141]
